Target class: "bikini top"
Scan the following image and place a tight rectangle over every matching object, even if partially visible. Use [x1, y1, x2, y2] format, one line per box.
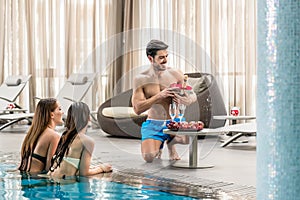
[63, 157, 80, 169]
[32, 153, 47, 165]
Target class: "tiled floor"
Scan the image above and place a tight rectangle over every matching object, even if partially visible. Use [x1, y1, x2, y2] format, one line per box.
[0, 125, 256, 199]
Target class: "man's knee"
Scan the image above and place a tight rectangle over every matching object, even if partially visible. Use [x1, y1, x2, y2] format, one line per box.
[143, 152, 157, 163]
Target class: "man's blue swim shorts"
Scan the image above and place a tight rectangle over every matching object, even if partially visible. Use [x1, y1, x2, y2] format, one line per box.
[141, 119, 172, 144]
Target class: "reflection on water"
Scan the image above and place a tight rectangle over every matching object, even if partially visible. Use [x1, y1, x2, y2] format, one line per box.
[0, 152, 231, 199]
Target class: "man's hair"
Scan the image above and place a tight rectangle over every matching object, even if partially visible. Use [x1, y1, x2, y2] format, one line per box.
[146, 39, 168, 58]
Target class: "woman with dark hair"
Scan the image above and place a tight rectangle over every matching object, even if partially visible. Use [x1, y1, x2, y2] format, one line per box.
[48, 102, 112, 178]
[19, 98, 63, 173]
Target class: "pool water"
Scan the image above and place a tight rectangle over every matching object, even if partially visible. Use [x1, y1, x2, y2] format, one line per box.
[0, 150, 233, 199]
[1, 163, 198, 200]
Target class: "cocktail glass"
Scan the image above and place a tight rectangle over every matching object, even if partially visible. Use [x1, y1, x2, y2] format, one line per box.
[178, 104, 186, 122]
[169, 102, 177, 121]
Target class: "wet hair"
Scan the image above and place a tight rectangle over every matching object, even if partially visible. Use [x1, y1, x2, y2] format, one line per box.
[19, 98, 58, 172]
[50, 102, 90, 172]
[146, 39, 168, 58]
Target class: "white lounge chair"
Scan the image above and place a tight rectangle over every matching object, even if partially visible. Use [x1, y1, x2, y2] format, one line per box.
[0, 75, 32, 131]
[0, 75, 32, 110]
[0, 73, 97, 131]
[55, 73, 97, 114]
[216, 122, 257, 147]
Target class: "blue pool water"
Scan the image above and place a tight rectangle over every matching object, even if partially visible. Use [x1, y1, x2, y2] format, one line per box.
[0, 163, 198, 200]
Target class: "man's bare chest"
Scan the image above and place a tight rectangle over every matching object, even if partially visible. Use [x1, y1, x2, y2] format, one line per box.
[143, 83, 164, 98]
[141, 72, 179, 98]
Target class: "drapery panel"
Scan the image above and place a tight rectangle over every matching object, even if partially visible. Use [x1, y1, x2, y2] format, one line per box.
[210, 0, 256, 116]
[0, 0, 256, 117]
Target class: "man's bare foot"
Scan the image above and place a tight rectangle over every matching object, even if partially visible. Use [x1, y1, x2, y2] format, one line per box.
[157, 149, 162, 159]
[168, 135, 189, 145]
[168, 144, 181, 160]
[175, 135, 189, 144]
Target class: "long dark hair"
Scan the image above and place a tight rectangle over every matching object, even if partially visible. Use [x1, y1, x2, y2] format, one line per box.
[50, 102, 90, 171]
[19, 98, 58, 171]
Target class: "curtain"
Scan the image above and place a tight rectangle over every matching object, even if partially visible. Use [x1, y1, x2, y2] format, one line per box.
[210, 0, 257, 117]
[119, 0, 256, 116]
[0, 0, 257, 117]
[0, 0, 32, 110]
[0, 0, 111, 112]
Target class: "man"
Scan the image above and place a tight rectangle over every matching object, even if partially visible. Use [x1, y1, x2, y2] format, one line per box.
[132, 39, 196, 162]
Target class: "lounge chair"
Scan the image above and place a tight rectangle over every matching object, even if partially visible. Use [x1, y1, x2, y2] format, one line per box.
[185, 73, 257, 146]
[97, 89, 148, 138]
[97, 72, 227, 138]
[55, 73, 97, 113]
[184, 72, 227, 128]
[0, 73, 97, 131]
[0, 75, 32, 110]
[218, 122, 257, 147]
[0, 75, 32, 131]
[56, 73, 98, 126]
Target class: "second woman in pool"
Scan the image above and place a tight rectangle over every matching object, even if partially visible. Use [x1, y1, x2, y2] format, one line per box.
[48, 102, 112, 178]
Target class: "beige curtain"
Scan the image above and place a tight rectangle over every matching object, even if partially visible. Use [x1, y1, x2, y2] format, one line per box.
[115, 0, 256, 116]
[1, 0, 109, 111]
[210, 0, 257, 117]
[0, 0, 32, 110]
[104, 0, 125, 97]
[1, 0, 257, 116]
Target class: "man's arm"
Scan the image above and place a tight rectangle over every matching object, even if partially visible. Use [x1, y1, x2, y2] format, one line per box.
[132, 86, 155, 115]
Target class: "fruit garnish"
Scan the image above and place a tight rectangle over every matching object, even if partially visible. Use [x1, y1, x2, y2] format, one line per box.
[169, 83, 192, 90]
[167, 121, 204, 131]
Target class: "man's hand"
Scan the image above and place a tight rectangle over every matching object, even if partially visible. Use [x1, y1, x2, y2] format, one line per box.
[174, 91, 196, 105]
[157, 87, 176, 100]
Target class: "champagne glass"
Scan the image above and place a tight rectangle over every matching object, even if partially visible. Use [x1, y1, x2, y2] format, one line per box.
[169, 102, 177, 121]
[178, 104, 186, 122]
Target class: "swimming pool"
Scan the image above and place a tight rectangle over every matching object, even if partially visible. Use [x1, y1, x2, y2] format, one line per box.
[0, 151, 234, 200]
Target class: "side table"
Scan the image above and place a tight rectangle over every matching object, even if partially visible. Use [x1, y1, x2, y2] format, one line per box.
[163, 129, 220, 169]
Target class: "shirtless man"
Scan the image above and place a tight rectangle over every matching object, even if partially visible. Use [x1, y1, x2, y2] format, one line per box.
[132, 39, 196, 162]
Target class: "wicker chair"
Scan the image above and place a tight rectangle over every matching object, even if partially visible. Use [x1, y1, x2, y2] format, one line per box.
[97, 89, 147, 138]
[184, 72, 227, 128]
[97, 72, 226, 138]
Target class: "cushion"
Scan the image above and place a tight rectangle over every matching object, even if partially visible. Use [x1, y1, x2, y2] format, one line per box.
[68, 74, 88, 85]
[187, 75, 211, 94]
[5, 77, 22, 86]
[102, 107, 147, 118]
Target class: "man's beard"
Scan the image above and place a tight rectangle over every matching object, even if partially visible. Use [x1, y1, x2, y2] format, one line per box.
[154, 63, 167, 71]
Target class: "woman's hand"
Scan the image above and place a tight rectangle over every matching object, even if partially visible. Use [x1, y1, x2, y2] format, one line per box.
[99, 163, 113, 173]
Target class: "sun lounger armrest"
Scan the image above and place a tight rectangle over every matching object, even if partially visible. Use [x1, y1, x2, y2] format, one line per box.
[0, 97, 22, 109]
[0, 96, 11, 102]
[63, 97, 77, 103]
[33, 96, 42, 100]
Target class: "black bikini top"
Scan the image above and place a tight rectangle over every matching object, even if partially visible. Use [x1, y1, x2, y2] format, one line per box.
[32, 153, 47, 165]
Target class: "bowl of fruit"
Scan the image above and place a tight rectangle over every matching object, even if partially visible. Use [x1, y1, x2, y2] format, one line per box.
[169, 83, 193, 91]
[167, 121, 204, 132]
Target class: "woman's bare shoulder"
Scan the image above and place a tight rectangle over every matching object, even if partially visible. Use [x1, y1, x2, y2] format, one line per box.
[43, 128, 60, 140]
[77, 134, 94, 145]
[76, 134, 95, 154]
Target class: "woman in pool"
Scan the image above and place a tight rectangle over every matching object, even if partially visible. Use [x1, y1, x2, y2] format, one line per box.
[48, 102, 112, 178]
[19, 98, 63, 173]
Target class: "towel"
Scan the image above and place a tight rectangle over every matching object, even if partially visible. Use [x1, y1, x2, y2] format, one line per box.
[5, 77, 22, 86]
[68, 74, 88, 85]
